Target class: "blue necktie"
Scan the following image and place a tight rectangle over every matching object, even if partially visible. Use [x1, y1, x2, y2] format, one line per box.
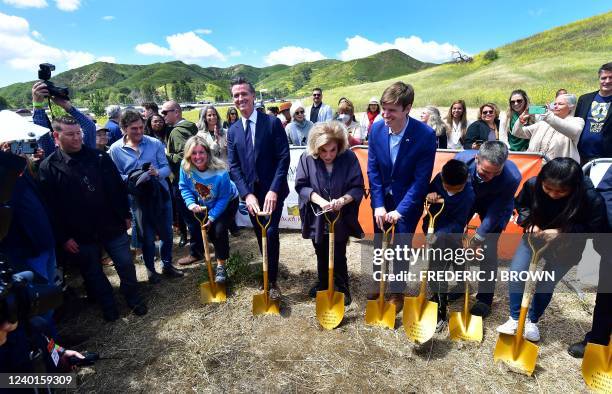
[244, 119, 255, 181]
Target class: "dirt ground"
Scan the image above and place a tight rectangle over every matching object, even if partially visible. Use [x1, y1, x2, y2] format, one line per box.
[58, 230, 596, 393]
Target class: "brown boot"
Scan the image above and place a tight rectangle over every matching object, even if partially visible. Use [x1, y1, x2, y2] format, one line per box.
[387, 293, 404, 313]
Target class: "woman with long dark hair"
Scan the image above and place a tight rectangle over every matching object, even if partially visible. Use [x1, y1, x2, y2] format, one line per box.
[497, 158, 607, 342]
[502, 89, 533, 152]
[223, 107, 239, 129]
[144, 113, 169, 144]
[197, 105, 228, 161]
[444, 100, 469, 150]
[463, 103, 501, 149]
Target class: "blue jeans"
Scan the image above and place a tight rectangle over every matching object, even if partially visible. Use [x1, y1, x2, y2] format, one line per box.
[508, 238, 576, 323]
[141, 197, 174, 272]
[71, 233, 142, 313]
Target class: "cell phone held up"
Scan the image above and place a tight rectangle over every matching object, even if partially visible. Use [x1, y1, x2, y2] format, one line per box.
[10, 140, 38, 155]
[528, 105, 548, 115]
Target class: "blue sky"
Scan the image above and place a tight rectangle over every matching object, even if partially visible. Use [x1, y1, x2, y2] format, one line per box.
[0, 0, 609, 87]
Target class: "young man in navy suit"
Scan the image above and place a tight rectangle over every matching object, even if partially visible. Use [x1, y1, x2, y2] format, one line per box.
[367, 81, 437, 311]
[227, 77, 290, 300]
[455, 142, 521, 317]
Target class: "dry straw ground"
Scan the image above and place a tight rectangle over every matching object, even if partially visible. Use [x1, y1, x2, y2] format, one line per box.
[60, 231, 596, 393]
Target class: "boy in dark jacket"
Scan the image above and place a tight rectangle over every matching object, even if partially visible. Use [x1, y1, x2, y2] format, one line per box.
[423, 159, 475, 331]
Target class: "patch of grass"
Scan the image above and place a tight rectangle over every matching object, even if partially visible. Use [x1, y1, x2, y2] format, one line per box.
[198, 250, 258, 287]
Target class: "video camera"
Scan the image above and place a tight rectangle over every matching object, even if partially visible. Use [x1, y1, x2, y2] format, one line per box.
[38, 63, 69, 100]
[0, 259, 63, 324]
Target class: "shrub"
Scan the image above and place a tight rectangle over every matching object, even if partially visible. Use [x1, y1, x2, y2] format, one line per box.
[483, 49, 499, 62]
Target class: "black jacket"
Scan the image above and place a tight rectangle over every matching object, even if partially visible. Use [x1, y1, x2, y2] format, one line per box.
[463, 119, 500, 149]
[38, 145, 130, 245]
[575, 90, 612, 160]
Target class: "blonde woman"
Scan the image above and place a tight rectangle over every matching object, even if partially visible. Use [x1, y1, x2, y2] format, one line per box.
[196, 105, 228, 161]
[178, 136, 239, 281]
[295, 122, 365, 305]
[421, 106, 448, 148]
[463, 103, 501, 149]
[444, 100, 469, 149]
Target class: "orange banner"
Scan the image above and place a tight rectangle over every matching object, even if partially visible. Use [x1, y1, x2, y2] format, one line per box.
[352, 147, 544, 259]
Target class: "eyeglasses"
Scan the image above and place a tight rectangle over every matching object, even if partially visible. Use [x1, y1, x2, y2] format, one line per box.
[510, 99, 524, 105]
[294, 110, 305, 115]
[481, 110, 494, 115]
[161, 109, 176, 115]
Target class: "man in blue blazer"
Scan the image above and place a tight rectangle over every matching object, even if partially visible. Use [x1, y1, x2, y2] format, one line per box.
[455, 141, 521, 317]
[227, 77, 290, 300]
[367, 81, 437, 310]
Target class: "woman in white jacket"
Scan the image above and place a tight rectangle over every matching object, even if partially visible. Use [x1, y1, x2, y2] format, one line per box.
[511, 94, 584, 162]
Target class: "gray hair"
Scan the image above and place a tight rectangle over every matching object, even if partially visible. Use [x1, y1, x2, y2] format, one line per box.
[106, 105, 121, 119]
[559, 93, 577, 108]
[478, 141, 508, 167]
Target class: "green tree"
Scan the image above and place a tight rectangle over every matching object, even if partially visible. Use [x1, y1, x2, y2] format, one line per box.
[89, 90, 106, 116]
[0, 95, 8, 110]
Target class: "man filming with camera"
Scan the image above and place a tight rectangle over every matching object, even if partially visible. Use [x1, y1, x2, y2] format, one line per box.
[32, 64, 96, 157]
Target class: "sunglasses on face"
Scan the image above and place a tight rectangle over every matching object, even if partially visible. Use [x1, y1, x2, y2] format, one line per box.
[294, 110, 305, 115]
[510, 99, 524, 105]
[161, 109, 176, 115]
[312, 93, 321, 97]
[482, 110, 494, 115]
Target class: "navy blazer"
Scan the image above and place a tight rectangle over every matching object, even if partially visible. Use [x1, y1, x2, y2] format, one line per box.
[227, 111, 290, 200]
[367, 117, 437, 231]
[455, 150, 521, 236]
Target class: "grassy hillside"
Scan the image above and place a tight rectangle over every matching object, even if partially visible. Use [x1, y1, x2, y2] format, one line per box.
[318, 11, 611, 111]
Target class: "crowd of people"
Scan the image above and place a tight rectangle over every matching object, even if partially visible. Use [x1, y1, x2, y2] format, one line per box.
[0, 62, 610, 374]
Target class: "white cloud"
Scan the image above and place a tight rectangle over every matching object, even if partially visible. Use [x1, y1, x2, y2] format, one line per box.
[229, 50, 241, 57]
[264, 46, 326, 66]
[0, 13, 30, 33]
[55, 0, 79, 11]
[194, 28, 212, 35]
[2, 0, 47, 8]
[135, 42, 172, 56]
[102, 15, 115, 21]
[0, 12, 116, 74]
[339, 35, 466, 64]
[135, 31, 225, 62]
[31, 30, 43, 39]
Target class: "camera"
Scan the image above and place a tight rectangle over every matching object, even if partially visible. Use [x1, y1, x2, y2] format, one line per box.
[38, 63, 69, 100]
[0, 258, 63, 324]
[10, 140, 38, 155]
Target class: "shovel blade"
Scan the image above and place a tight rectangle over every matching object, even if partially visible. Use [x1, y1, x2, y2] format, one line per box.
[402, 297, 438, 343]
[315, 290, 345, 330]
[494, 333, 539, 376]
[365, 299, 396, 329]
[448, 311, 483, 342]
[252, 292, 280, 316]
[582, 342, 612, 393]
[200, 281, 227, 304]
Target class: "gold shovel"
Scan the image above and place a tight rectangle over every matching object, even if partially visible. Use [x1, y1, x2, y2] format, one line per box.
[365, 224, 396, 329]
[493, 235, 548, 376]
[252, 212, 280, 316]
[402, 199, 444, 344]
[194, 207, 226, 304]
[582, 335, 612, 393]
[449, 226, 483, 342]
[316, 210, 345, 330]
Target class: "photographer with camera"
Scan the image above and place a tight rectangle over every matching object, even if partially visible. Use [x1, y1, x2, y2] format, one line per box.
[32, 64, 96, 157]
[37, 115, 147, 322]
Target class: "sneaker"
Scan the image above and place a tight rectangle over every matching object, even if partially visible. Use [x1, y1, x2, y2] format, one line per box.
[215, 265, 227, 283]
[524, 319, 540, 342]
[162, 265, 184, 278]
[470, 301, 491, 317]
[497, 317, 518, 335]
[308, 282, 322, 298]
[269, 283, 282, 301]
[568, 340, 587, 358]
[435, 318, 448, 333]
[177, 255, 199, 265]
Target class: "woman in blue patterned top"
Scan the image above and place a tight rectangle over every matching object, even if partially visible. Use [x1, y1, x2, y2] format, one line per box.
[179, 136, 239, 283]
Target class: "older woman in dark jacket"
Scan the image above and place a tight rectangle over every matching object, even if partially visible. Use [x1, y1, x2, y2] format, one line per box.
[295, 121, 364, 305]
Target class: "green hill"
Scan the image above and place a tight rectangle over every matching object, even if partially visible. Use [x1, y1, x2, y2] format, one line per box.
[0, 49, 431, 109]
[317, 11, 612, 111]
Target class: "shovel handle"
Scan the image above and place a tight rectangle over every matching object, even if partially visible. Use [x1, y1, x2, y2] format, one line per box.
[522, 234, 549, 307]
[424, 199, 445, 234]
[195, 207, 217, 292]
